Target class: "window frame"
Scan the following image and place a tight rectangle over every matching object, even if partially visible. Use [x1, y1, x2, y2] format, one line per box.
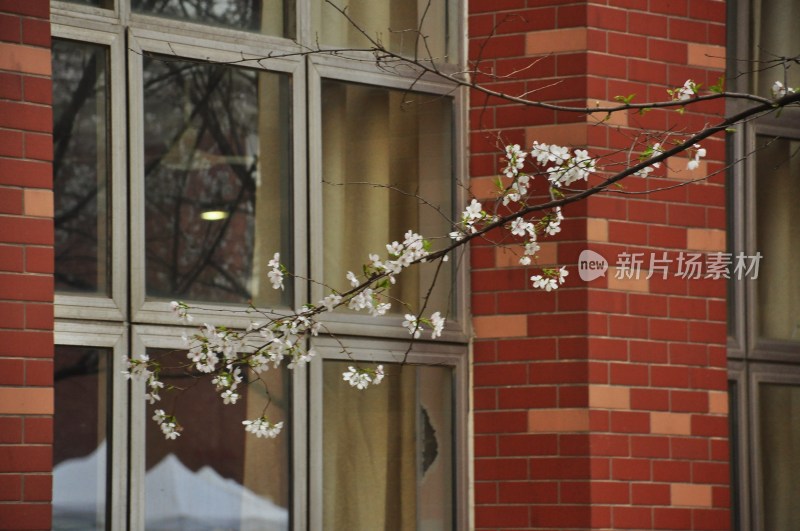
[51, 1, 470, 530]
[51, 21, 128, 323]
[53, 321, 129, 530]
[307, 335, 470, 531]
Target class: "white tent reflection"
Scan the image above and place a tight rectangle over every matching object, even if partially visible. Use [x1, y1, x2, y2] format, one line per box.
[53, 443, 288, 531]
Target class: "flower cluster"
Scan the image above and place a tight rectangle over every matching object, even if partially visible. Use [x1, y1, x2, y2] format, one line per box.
[772, 81, 796, 99]
[450, 199, 490, 240]
[242, 417, 283, 439]
[531, 266, 569, 292]
[670, 79, 697, 101]
[687, 144, 707, 171]
[152, 409, 181, 440]
[268, 252, 284, 290]
[531, 142, 597, 188]
[342, 365, 385, 390]
[401, 311, 447, 339]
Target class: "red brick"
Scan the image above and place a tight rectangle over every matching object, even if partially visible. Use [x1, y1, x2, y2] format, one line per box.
[24, 302, 52, 330]
[474, 363, 528, 386]
[24, 358, 53, 386]
[498, 386, 557, 409]
[654, 507, 692, 529]
[23, 132, 52, 161]
[0, 504, 52, 530]
[632, 482, 670, 505]
[0, 416, 22, 443]
[0, 273, 53, 301]
[0, 12, 20, 42]
[21, 17, 49, 47]
[610, 411, 650, 434]
[631, 435, 670, 458]
[0, 474, 21, 500]
[671, 437, 709, 459]
[0, 300, 24, 327]
[498, 433, 558, 457]
[22, 474, 51, 501]
[474, 410, 528, 434]
[530, 457, 592, 480]
[24, 246, 52, 274]
[611, 458, 651, 481]
[0, 101, 51, 132]
[23, 416, 51, 444]
[499, 481, 559, 503]
[0, 217, 52, 245]
[692, 461, 729, 485]
[0, 330, 52, 357]
[0, 1, 50, 18]
[0, 158, 51, 188]
[693, 508, 730, 530]
[653, 459, 691, 482]
[610, 363, 649, 386]
[691, 414, 728, 437]
[0, 72, 22, 100]
[671, 390, 708, 413]
[613, 505, 653, 529]
[531, 505, 592, 528]
[0, 446, 51, 472]
[0, 130, 23, 158]
[0, 243, 24, 272]
[651, 365, 690, 388]
[475, 457, 529, 480]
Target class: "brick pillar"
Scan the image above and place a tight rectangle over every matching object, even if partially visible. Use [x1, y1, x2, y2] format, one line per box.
[0, 2, 54, 529]
[469, 1, 730, 529]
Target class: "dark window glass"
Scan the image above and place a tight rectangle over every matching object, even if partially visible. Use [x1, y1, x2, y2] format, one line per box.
[754, 135, 800, 341]
[142, 56, 292, 307]
[144, 349, 290, 530]
[132, 0, 293, 38]
[53, 345, 111, 530]
[53, 39, 111, 296]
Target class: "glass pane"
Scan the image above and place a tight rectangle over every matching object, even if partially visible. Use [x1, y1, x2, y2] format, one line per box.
[312, 0, 451, 62]
[755, 136, 800, 341]
[145, 349, 290, 531]
[323, 360, 454, 530]
[53, 346, 111, 530]
[759, 382, 800, 529]
[52, 40, 111, 296]
[321, 80, 454, 316]
[750, 0, 800, 96]
[143, 57, 292, 307]
[60, 0, 114, 7]
[132, 0, 293, 38]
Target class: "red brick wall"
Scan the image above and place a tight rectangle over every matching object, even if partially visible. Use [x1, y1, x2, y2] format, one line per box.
[0, 1, 54, 529]
[469, 1, 730, 529]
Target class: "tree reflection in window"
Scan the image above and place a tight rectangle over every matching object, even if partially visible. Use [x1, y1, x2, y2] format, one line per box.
[53, 39, 111, 295]
[142, 56, 292, 306]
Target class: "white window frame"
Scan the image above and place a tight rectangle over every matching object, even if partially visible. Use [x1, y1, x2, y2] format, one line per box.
[53, 321, 129, 530]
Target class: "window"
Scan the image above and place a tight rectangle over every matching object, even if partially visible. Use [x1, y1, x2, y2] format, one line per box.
[51, 1, 468, 529]
[727, 1, 800, 529]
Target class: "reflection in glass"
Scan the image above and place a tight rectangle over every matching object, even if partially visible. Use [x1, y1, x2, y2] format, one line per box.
[760, 383, 800, 529]
[132, 0, 292, 38]
[61, 0, 114, 8]
[312, 0, 451, 62]
[53, 40, 111, 295]
[143, 56, 292, 306]
[323, 361, 453, 530]
[145, 349, 290, 531]
[321, 81, 454, 315]
[53, 346, 111, 530]
[755, 136, 800, 341]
